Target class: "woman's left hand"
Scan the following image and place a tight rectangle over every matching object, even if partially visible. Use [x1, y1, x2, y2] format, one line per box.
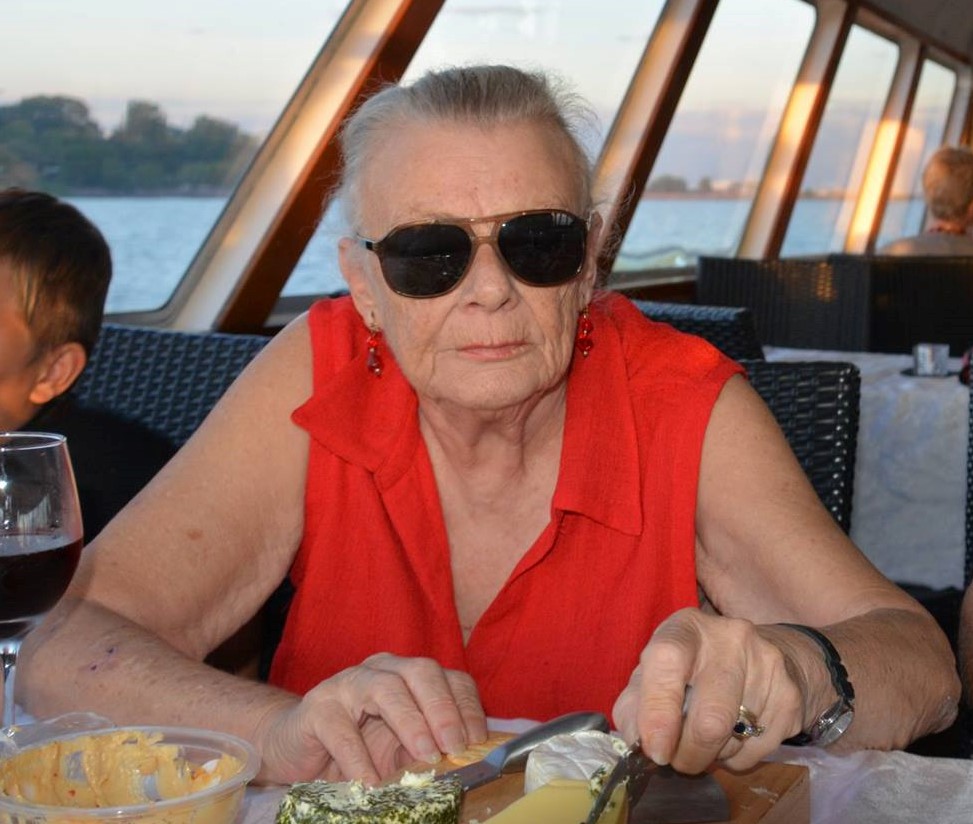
[611, 607, 805, 773]
[256, 652, 488, 784]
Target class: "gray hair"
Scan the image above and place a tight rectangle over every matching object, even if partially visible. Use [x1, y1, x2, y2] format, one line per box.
[922, 145, 973, 222]
[336, 64, 597, 229]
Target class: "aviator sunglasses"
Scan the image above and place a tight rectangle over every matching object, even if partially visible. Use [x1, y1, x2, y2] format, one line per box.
[357, 208, 589, 298]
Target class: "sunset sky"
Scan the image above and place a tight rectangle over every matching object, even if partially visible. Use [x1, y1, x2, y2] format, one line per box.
[1, 0, 954, 189]
[3, 0, 805, 132]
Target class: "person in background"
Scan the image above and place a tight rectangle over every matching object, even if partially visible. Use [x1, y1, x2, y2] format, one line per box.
[877, 145, 973, 255]
[0, 188, 176, 544]
[20, 65, 958, 786]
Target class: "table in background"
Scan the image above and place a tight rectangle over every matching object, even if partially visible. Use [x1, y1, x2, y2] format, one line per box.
[763, 347, 968, 590]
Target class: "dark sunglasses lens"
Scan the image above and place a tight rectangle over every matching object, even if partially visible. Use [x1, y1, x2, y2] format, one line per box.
[377, 224, 471, 297]
[498, 211, 586, 285]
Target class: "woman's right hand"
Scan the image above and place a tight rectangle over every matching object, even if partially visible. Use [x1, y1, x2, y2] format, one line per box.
[254, 652, 488, 785]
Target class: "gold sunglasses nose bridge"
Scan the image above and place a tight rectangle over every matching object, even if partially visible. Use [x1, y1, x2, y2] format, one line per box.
[463, 220, 512, 278]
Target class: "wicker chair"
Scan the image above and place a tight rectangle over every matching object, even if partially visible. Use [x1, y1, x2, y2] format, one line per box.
[697, 254, 973, 356]
[70, 323, 273, 674]
[740, 359, 860, 533]
[72, 322, 271, 447]
[829, 254, 973, 357]
[632, 299, 765, 361]
[696, 256, 870, 351]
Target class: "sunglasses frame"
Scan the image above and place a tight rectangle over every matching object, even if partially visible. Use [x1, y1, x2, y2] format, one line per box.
[357, 208, 591, 298]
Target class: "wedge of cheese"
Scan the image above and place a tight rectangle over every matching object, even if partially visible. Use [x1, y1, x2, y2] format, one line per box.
[481, 778, 627, 824]
[524, 730, 627, 793]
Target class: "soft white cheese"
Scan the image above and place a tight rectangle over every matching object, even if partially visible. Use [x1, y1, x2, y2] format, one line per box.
[523, 730, 626, 793]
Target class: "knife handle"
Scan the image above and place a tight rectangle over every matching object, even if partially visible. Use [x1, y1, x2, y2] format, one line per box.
[492, 711, 610, 774]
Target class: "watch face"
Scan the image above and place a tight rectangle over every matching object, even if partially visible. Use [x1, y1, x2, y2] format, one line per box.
[816, 706, 854, 747]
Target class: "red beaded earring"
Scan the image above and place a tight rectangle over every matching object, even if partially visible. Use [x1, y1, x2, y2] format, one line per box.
[366, 326, 383, 376]
[576, 308, 594, 357]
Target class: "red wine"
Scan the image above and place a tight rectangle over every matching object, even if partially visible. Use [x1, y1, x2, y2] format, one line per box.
[0, 537, 82, 638]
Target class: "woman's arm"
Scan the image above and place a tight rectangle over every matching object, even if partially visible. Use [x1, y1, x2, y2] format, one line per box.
[18, 316, 486, 784]
[18, 318, 313, 766]
[614, 374, 959, 772]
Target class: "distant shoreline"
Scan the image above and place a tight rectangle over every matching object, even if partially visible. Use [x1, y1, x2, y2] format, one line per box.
[64, 188, 233, 198]
[640, 191, 920, 201]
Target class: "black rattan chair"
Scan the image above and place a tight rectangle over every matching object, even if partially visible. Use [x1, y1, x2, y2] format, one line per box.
[72, 322, 271, 447]
[830, 254, 973, 357]
[741, 359, 860, 533]
[633, 299, 765, 361]
[696, 256, 870, 351]
[966, 379, 973, 592]
[71, 323, 273, 675]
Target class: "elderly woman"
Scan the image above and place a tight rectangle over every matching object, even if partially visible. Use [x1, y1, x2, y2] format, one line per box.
[20, 65, 958, 786]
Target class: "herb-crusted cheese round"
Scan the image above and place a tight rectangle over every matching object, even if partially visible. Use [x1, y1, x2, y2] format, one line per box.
[276, 772, 462, 824]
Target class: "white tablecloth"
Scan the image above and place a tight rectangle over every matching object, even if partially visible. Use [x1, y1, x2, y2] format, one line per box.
[764, 347, 969, 590]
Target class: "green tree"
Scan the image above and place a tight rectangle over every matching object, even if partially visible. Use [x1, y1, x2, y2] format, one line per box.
[646, 174, 688, 193]
[0, 95, 258, 194]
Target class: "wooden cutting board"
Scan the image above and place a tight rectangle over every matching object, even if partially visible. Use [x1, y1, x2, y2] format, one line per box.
[457, 761, 809, 823]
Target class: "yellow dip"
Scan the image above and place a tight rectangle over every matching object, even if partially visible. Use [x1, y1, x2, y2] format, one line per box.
[0, 730, 242, 808]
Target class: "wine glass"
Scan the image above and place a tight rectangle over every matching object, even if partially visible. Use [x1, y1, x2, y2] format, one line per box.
[0, 432, 83, 728]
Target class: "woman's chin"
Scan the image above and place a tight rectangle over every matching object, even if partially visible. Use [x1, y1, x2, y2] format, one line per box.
[428, 371, 564, 415]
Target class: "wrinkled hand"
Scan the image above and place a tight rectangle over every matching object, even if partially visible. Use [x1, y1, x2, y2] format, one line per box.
[612, 608, 805, 773]
[255, 652, 487, 785]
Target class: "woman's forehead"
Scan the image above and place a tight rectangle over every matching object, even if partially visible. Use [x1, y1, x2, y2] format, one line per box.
[356, 120, 582, 224]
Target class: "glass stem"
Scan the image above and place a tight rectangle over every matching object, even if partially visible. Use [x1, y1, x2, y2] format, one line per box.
[1, 644, 18, 729]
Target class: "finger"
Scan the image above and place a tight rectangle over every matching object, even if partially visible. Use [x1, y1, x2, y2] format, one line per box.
[611, 665, 643, 744]
[305, 697, 383, 784]
[444, 668, 488, 746]
[360, 654, 471, 760]
[360, 716, 416, 777]
[347, 661, 445, 765]
[718, 652, 805, 770]
[672, 676, 743, 773]
[637, 616, 699, 765]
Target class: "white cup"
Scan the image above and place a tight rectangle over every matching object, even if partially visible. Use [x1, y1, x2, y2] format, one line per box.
[913, 343, 950, 376]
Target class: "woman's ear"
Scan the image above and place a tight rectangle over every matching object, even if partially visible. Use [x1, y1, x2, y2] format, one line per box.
[338, 236, 382, 327]
[28, 342, 87, 405]
[581, 211, 604, 304]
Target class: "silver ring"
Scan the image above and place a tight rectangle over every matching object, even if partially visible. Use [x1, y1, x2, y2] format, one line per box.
[732, 705, 765, 740]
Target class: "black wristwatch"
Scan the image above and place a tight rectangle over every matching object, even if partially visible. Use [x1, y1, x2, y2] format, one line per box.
[778, 623, 855, 747]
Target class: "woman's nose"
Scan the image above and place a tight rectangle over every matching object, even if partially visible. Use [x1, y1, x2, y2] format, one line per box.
[459, 238, 515, 306]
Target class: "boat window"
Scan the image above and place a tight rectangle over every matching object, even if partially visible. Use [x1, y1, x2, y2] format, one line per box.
[610, 0, 814, 278]
[0, 1, 346, 314]
[874, 59, 958, 249]
[280, 0, 668, 299]
[780, 24, 899, 256]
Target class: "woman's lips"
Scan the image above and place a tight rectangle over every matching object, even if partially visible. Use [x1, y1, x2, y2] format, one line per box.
[458, 341, 527, 360]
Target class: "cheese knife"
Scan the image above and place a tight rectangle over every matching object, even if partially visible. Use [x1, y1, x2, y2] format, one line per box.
[585, 740, 730, 824]
[437, 711, 610, 791]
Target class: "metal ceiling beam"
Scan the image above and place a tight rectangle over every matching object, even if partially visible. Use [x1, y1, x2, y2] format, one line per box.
[736, 0, 854, 259]
[594, 0, 719, 283]
[163, 0, 443, 333]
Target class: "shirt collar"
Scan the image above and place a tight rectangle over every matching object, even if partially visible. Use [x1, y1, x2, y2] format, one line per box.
[554, 310, 643, 535]
[293, 302, 643, 534]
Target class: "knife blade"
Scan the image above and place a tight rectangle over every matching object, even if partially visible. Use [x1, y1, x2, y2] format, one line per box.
[584, 740, 652, 824]
[630, 768, 730, 824]
[437, 711, 609, 791]
[586, 740, 730, 824]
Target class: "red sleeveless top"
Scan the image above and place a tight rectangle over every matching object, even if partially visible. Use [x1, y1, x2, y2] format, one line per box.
[269, 292, 742, 721]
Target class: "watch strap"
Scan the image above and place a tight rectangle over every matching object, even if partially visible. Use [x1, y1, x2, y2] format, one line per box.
[778, 623, 855, 746]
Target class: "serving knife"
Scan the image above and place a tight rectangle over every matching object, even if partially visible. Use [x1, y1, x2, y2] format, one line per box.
[436, 711, 609, 791]
[585, 740, 730, 824]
